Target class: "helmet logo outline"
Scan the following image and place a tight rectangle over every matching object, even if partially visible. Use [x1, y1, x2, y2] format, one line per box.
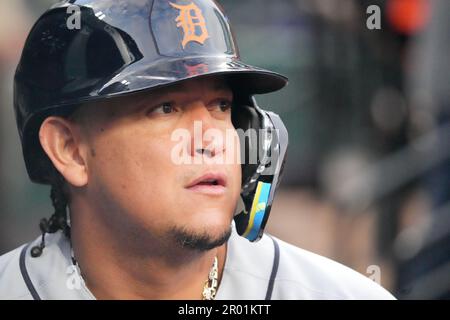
[185, 63, 209, 76]
[170, 1, 210, 49]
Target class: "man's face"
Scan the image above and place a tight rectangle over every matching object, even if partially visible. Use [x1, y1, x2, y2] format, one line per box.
[73, 76, 241, 251]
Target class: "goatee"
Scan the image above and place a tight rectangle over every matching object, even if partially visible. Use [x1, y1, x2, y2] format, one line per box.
[170, 225, 232, 251]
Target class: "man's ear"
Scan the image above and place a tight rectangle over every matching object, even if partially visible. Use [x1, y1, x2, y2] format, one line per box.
[39, 116, 88, 187]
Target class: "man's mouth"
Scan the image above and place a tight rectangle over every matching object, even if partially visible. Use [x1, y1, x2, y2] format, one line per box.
[185, 173, 227, 195]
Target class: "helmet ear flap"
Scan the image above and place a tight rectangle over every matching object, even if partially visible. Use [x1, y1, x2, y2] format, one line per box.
[231, 97, 289, 242]
[231, 102, 261, 189]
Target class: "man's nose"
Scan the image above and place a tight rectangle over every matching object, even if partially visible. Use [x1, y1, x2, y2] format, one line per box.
[186, 102, 225, 158]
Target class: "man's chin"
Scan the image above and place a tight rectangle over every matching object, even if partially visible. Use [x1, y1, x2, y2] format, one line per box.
[169, 224, 232, 252]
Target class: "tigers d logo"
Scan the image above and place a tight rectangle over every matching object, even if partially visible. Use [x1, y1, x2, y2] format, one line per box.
[170, 1, 210, 49]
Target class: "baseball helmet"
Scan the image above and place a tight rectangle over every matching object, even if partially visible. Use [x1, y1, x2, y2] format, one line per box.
[14, 0, 288, 242]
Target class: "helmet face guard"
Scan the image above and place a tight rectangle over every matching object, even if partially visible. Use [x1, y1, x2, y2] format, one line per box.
[232, 97, 288, 242]
[14, 0, 289, 241]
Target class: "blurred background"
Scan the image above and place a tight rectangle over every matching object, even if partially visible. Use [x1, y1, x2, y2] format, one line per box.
[0, 0, 449, 299]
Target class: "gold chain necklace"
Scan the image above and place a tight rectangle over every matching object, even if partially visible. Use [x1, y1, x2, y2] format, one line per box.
[202, 256, 218, 300]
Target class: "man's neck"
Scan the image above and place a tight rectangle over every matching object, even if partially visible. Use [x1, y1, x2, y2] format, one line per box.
[69, 208, 228, 300]
[75, 244, 227, 300]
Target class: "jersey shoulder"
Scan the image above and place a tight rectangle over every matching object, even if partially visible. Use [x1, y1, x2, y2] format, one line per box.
[0, 244, 33, 300]
[270, 236, 396, 299]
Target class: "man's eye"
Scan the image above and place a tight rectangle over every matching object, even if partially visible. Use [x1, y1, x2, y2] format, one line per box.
[148, 102, 176, 115]
[218, 100, 232, 112]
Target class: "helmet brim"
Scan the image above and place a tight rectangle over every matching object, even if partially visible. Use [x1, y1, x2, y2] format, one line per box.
[92, 56, 288, 98]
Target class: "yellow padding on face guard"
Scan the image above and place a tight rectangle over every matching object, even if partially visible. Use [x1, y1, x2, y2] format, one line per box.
[242, 181, 272, 240]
